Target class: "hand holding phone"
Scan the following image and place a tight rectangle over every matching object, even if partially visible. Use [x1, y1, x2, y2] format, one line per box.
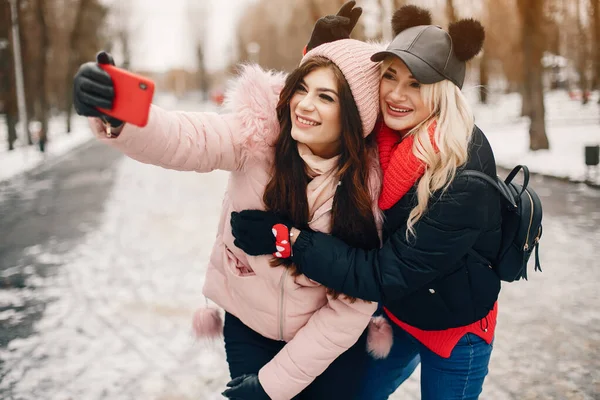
[97, 63, 155, 127]
[73, 51, 155, 127]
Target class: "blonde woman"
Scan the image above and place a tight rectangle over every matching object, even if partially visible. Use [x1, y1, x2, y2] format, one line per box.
[232, 5, 502, 399]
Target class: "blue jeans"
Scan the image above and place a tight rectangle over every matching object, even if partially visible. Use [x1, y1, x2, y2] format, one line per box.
[359, 317, 493, 400]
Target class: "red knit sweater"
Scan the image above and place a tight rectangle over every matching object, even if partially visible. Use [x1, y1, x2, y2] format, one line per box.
[375, 119, 497, 358]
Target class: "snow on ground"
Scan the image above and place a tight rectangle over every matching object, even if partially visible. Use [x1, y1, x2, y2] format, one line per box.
[469, 90, 600, 184]
[0, 157, 231, 400]
[0, 117, 92, 182]
[0, 93, 217, 183]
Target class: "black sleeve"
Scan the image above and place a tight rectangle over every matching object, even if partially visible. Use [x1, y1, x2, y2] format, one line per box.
[291, 176, 490, 303]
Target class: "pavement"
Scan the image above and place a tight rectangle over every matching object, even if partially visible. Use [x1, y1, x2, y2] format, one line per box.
[0, 139, 599, 400]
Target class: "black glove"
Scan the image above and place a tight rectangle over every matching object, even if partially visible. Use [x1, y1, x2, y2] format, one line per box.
[222, 374, 270, 400]
[306, 0, 363, 52]
[73, 51, 123, 127]
[231, 210, 292, 257]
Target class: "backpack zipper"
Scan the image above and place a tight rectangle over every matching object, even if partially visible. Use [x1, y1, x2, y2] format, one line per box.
[523, 189, 535, 251]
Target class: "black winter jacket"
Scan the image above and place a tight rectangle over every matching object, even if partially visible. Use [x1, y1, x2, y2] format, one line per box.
[291, 127, 503, 330]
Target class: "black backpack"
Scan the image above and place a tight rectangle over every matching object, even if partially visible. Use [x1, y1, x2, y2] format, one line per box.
[461, 165, 543, 282]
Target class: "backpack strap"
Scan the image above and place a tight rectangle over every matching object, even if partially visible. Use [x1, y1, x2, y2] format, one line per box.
[459, 170, 517, 208]
[534, 225, 542, 272]
[504, 165, 529, 197]
[459, 169, 515, 268]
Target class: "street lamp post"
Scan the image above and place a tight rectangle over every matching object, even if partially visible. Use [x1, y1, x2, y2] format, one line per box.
[8, 0, 30, 146]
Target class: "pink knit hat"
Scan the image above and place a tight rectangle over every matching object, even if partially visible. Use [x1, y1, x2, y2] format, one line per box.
[301, 39, 381, 137]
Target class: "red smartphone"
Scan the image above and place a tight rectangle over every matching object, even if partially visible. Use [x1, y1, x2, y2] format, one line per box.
[97, 64, 155, 127]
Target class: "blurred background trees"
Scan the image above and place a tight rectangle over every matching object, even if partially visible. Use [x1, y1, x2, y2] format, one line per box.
[1, 0, 108, 150]
[2, 0, 600, 153]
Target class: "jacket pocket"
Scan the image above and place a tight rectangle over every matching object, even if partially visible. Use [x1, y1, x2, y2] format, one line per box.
[224, 246, 256, 277]
[466, 260, 500, 309]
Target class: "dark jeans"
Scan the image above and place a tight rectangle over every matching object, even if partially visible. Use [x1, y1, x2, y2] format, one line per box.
[358, 315, 493, 400]
[223, 312, 368, 400]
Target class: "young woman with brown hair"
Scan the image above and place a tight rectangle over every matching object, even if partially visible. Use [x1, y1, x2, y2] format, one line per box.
[72, 35, 384, 399]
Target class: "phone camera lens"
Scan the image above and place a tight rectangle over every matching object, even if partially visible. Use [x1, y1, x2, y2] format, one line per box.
[139, 83, 147, 90]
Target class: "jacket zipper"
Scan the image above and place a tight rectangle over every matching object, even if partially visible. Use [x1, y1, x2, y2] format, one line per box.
[523, 189, 535, 251]
[278, 268, 288, 340]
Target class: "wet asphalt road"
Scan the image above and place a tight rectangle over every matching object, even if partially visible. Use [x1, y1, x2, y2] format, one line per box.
[0, 141, 122, 347]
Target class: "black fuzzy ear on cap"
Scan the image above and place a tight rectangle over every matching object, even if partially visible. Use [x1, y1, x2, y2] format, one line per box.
[391, 5, 432, 36]
[448, 18, 485, 61]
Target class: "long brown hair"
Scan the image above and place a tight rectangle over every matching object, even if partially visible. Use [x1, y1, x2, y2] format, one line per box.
[263, 57, 380, 300]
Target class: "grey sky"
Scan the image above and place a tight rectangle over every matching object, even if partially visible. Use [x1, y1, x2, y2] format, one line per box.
[127, 0, 252, 73]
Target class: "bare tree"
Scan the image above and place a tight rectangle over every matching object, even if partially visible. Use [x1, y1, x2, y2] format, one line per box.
[517, 0, 549, 150]
[446, 0, 457, 23]
[187, 0, 210, 100]
[237, 0, 306, 71]
[9, 0, 32, 145]
[34, 0, 49, 151]
[65, 0, 88, 133]
[392, 0, 407, 9]
[0, 0, 18, 150]
[65, 0, 108, 132]
[108, 1, 137, 70]
[1, 0, 107, 150]
[576, 0, 590, 104]
[236, 0, 372, 72]
[591, 0, 600, 99]
[0, 1, 17, 150]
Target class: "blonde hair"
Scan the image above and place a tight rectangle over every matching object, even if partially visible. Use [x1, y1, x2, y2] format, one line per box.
[405, 80, 474, 237]
[379, 58, 474, 237]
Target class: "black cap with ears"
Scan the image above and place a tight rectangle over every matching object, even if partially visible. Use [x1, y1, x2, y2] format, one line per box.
[371, 5, 485, 88]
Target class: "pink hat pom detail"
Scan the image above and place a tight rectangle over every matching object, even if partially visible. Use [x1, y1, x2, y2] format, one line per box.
[366, 315, 394, 359]
[192, 307, 223, 339]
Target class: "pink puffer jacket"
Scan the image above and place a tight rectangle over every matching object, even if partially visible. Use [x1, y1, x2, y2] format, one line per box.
[88, 65, 383, 400]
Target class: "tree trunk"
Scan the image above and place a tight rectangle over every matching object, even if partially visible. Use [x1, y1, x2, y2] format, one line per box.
[520, 83, 532, 117]
[529, 75, 549, 149]
[66, 99, 72, 133]
[307, 0, 320, 23]
[392, 0, 406, 9]
[196, 44, 208, 101]
[12, 0, 32, 145]
[446, 0, 457, 23]
[35, 0, 48, 151]
[65, 0, 88, 133]
[479, 49, 489, 104]
[7, 113, 18, 150]
[118, 28, 130, 70]
[518, 0, 549, 150]
[577, 0, 590, 105]
[592, 0, 600, 91]
[64, 71, 72, 133]
[0, 2, 14, 150]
